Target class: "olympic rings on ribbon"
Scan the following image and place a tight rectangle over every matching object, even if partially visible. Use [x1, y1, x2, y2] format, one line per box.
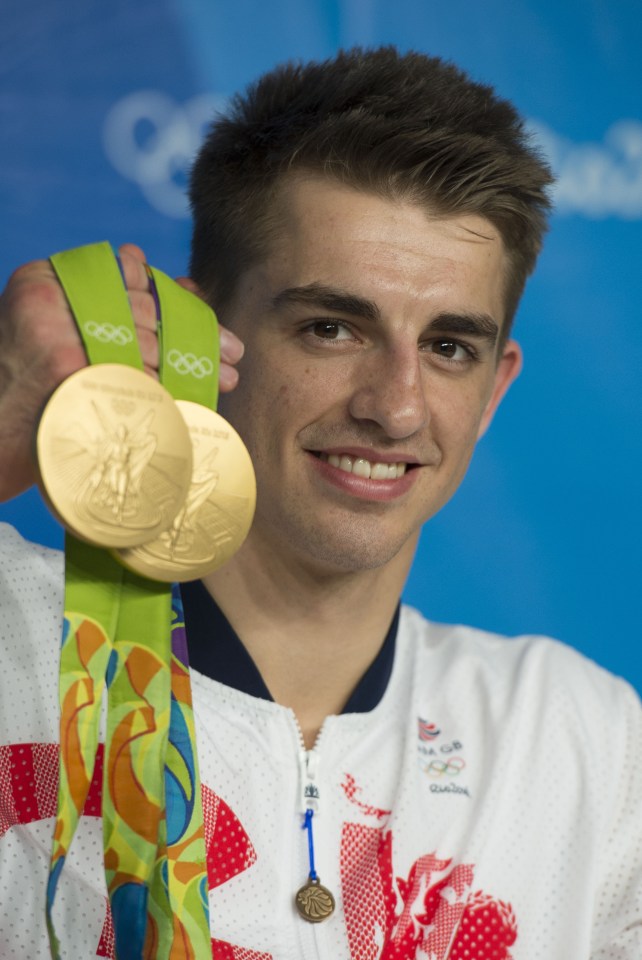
[166, 349, 214, 378]
[83, 322, 134, 346]
[423, 757, 466, 778]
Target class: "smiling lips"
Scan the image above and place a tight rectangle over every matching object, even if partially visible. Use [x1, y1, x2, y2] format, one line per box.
[317, 452, 408, 480]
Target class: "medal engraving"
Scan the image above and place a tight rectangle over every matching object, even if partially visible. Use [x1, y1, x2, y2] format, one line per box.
[36, 365, 193, 548]
[295, 877, 335, 923]
[115, 401, 256, 581]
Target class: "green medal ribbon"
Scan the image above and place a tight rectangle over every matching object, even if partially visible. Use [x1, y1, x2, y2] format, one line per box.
[51, 243, 145, 369]
[46, 244, 213, 959]
[149, 267, 219, 410]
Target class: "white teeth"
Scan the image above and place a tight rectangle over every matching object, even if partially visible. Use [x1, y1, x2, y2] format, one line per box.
[318, 453, 409, 480]
[371, 462, 390, 480]
[352, 458, 370, 478]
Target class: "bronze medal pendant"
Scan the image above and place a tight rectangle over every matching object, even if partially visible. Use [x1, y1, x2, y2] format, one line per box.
[114, 401, 255, 582]
[295, 877, 336, 923]
[36, 364, 193, 548]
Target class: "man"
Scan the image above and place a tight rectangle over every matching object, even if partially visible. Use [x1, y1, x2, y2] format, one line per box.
[0, 47, 640, 959]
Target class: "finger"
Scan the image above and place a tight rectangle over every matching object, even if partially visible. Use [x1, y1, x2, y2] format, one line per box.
[136, 328, 159, 372]
[218, 362, 240, 392]
[219, 324, 244, 363]
[175, 276, 201, 296]
[128, 289, 159, 333]
[5, 259, 57, 286]
[117, 244, 151, 292]
[2, 268, 80, 356]
[119, 242, 147, 263]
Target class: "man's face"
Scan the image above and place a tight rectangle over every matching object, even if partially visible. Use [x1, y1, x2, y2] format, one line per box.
[217, 176, 522, 576]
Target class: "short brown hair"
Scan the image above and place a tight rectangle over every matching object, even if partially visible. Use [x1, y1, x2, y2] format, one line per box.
[190, 47, 553, 329]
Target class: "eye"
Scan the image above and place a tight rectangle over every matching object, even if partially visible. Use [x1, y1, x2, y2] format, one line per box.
[433, 340, 464, 359]
[306, 320, 354, 340]
[426, 339, 477, 364]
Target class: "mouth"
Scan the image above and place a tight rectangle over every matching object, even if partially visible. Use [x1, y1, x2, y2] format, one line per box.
[306, 448, 421, 502]
[316, 452, 408, 480]
[309, 450, 418, 480]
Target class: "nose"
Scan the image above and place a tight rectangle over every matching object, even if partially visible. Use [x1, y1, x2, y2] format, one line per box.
[347, 345, 429, 440]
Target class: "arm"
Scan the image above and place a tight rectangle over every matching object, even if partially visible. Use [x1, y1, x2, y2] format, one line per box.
[590, 682, 642, 958]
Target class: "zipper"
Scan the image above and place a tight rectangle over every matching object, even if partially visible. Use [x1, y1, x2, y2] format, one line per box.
[292, 717, 333, 957]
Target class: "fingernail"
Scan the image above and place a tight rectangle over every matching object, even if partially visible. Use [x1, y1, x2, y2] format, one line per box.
[220, 327, 244, 362]
[219, 365, 240, 391]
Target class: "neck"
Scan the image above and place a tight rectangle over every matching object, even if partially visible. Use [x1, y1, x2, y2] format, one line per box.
[201, 534, 415, 748]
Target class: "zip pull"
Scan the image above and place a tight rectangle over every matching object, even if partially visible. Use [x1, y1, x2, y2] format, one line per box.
[302, 809, 318, 882]
[298, 749, 320, 814]
[294, 808, 335, 923]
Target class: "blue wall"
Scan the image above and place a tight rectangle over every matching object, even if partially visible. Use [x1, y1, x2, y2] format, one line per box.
[2, 1, 641, 691]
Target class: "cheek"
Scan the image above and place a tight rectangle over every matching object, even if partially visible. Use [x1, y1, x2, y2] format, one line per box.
[277, 363, 339, 420]
[221, 368, 300, 464]
[429, 380, 488, 447]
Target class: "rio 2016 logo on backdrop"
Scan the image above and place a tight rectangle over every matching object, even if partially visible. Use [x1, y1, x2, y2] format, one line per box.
[102, 91, 227, 218]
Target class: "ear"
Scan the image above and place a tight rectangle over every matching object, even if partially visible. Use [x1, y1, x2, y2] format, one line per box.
[476, 339, 523, 440]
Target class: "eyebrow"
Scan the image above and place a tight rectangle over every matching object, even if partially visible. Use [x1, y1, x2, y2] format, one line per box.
[271, 283, 499, 344]
[428, 312, 499, 344]
[272, 284, 381, 324]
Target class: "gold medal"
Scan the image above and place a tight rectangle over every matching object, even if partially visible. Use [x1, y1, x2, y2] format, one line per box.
[36, 364, 193, 548]
[295, 877, 336, 923]
[114, 401, 256, 582]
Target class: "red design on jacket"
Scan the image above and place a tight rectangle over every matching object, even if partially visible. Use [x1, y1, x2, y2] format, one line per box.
[0, 742, 102, 837]
[342, 773, 391, 819]
[0, 742, 271, 959]
[341, 822, 517, 959]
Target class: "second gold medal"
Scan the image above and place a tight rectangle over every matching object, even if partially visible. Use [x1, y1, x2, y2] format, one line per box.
[113, 268, 256, 581]
[116, 401, 255, 580]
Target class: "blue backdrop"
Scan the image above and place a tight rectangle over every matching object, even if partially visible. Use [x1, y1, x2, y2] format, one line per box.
[2, 1, 641, 692]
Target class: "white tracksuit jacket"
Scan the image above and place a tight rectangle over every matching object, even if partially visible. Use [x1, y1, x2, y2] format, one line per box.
[0, 523, 640, 959]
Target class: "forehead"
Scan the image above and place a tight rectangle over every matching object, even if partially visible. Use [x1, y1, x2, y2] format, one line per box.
[254, 174, 509, 323]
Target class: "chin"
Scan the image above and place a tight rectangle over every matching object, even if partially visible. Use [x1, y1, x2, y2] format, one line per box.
[286, 520, 416, 576]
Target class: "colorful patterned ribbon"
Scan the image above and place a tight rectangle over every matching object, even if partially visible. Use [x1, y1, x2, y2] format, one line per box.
[47, 537, 124, 956]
